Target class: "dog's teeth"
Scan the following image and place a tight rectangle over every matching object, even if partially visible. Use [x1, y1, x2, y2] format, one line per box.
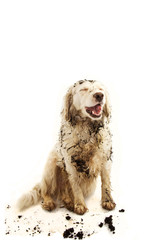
[92, 110, 99, 116]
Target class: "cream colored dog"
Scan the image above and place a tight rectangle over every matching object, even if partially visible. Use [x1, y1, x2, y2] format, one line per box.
[18, 80, 116, 215]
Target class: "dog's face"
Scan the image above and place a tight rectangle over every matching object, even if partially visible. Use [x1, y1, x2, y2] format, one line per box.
[63, 80, 110, 123]
[72, 80, 106, 120]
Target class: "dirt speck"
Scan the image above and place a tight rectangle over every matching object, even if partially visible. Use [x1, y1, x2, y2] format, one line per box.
[98, 222, 103, 228]
[66, 215, 71, 220]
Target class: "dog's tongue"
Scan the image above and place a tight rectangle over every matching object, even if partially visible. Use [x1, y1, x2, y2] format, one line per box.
[87, 104, 102, 115]
[94, 104, 102, 114]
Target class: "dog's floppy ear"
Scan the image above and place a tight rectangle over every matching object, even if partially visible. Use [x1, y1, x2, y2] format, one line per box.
[103, 89, 111, 123]
[63, 87, 73, 122]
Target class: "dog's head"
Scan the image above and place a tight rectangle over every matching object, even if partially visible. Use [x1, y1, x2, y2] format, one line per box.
[63, 80, 111, 124]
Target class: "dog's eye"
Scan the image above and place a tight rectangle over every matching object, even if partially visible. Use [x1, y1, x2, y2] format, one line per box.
[80, 88, 88, 92]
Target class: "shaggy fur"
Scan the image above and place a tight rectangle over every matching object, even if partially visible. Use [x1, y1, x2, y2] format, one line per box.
[17, 79, 116, 215]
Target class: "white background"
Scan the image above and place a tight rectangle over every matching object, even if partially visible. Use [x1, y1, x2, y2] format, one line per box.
[0, 0, 160, 239]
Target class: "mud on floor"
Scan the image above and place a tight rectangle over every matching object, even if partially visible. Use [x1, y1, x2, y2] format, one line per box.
[4, 203, 126, 239]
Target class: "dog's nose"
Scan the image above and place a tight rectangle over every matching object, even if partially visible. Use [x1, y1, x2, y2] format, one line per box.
[93, 92, 104, 102]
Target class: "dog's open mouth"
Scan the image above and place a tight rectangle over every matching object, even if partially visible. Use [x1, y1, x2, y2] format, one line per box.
[85, 104, 102, 118]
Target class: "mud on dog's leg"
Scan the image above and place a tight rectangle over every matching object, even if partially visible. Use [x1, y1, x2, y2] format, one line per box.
[68, 175, 88, 215]
[101, 164, 116, 210]
[41, 150, 58, 211]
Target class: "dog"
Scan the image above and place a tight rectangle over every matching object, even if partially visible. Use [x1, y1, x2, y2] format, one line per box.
[17, 79, 116, 215]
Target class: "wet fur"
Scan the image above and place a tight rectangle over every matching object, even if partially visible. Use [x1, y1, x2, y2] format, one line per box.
[17, 80, 116, 215]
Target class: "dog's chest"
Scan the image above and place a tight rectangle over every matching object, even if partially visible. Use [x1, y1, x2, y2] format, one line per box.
[62, 124, 103, 177]
[58, 121, 111, 178]
[70, 149, 101, 178]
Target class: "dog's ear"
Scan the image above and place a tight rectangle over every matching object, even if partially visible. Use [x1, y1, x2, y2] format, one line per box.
[103, 90, 111, 123]
[63, 87, 73, 122]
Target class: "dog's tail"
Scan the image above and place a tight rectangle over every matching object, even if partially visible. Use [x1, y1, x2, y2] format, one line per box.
[17, 183, 41, 211]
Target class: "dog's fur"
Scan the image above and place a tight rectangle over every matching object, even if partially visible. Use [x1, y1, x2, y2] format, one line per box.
[17, 80, 116, 215]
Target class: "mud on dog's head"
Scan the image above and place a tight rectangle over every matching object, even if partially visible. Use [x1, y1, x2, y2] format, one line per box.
[63, 80, 111, 124]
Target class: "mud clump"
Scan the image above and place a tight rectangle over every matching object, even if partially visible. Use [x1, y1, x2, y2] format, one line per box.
[119, 209, 125, 212]
[63, 228, 74, 238]
[75, 231, 84, 239]
[63, 228, 84, 239]
[104, 215, 115, 234]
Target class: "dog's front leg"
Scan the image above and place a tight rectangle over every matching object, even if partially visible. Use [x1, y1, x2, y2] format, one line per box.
[101, 164, 116, 210]
[68, 174, 88, 215]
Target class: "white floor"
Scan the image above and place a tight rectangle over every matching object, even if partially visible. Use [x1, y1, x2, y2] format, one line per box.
[4, 177, 129, 240]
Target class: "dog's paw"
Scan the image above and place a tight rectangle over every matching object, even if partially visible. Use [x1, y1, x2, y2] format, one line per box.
[102, 200, 116, 211]
[64, 199, 74, 212]
[74, 203, 88, 215]
[41, 199, 56, 212]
